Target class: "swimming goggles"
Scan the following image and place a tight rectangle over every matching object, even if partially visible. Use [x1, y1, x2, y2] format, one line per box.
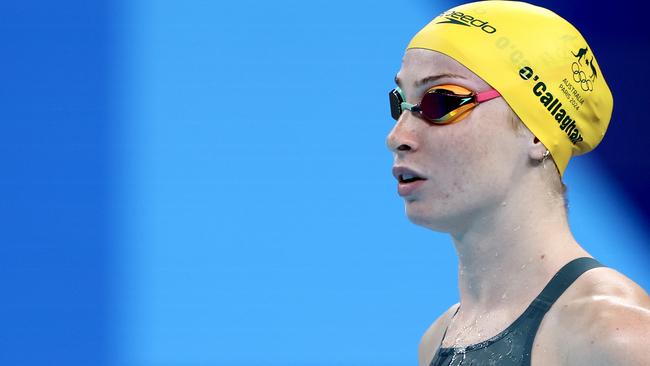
[389, 84, 502, 124]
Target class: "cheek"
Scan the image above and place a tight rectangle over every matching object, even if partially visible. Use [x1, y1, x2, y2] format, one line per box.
[437, 121, 491, 177]
[415, 131, 474, 207]
[425, 114, 508, 198]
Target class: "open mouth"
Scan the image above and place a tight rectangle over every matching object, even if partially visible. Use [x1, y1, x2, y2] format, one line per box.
[398, 173, 426, 184]
[393, 167, 427, 197]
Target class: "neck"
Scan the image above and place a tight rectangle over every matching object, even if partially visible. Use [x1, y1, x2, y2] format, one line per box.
[448, 181, 590, 317]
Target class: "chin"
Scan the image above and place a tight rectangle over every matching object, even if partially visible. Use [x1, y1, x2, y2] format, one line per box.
[404, 197, 432, 221]
[404, 201, 452, 232]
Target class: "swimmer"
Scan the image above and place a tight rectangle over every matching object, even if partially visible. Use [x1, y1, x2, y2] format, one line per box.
[386, 2, 650, 365]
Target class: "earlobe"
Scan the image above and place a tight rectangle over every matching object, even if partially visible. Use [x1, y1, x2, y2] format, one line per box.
[529, 136, 550, 163]
[540, 149, 550, 162]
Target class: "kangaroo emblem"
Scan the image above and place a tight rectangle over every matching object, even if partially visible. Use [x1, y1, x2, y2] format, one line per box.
[585, 56, 598, 81]
[572, 46, 588, 65]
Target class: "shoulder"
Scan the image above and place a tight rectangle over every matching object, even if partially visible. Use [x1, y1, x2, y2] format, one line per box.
[418, 302, 460, 366]
[552, 266, 650, 365]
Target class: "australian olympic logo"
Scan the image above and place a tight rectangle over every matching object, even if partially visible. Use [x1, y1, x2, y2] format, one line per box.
[571, 46, 598, 92]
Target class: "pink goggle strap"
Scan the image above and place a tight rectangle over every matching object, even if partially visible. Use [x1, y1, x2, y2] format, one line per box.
[475, 89, 501, 103]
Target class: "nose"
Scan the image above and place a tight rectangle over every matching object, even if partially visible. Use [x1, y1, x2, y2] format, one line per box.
[386, 113, 420, 154]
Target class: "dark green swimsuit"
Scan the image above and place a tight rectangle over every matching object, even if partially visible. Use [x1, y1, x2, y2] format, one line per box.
[429, 257, 605, 366]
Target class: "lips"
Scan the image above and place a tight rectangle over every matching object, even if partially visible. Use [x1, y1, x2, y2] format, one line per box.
[392, 166, 427, 196]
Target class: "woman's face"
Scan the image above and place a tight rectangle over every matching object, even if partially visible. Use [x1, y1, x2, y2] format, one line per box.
[387, 49, 530, 234]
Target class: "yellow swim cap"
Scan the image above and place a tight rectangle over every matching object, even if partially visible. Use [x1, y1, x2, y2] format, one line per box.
[407, 1, 613, 176]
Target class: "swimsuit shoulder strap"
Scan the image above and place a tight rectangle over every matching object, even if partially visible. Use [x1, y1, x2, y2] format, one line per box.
[436, 303, 461, 350]
[530, 257, 605, 313]
[515, 257, 606, 365]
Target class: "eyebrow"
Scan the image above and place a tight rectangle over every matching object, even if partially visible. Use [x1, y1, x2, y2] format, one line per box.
[394, 73, 468, 88]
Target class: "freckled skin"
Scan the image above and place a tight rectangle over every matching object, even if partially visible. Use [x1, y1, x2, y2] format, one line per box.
[388, 49, 530, 234]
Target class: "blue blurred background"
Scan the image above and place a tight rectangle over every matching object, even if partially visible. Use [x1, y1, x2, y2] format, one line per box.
[1, 0, 648, 365]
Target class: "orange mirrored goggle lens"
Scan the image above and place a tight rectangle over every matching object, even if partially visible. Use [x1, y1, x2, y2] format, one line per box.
[389, 84, 500, 124]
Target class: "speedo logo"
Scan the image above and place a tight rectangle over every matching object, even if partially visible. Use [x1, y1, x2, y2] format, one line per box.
[436, 11, 497, 34]
[519, 66, 584, 145]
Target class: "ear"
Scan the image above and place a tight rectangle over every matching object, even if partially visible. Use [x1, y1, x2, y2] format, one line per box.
[528, 136, 549, 162]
